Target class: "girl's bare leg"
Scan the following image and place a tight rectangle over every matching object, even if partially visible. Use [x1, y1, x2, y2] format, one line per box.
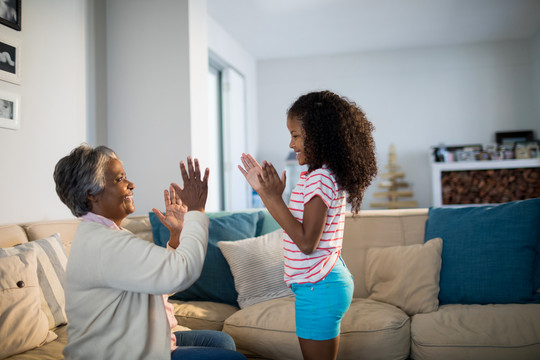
[298, 336, 339, 360]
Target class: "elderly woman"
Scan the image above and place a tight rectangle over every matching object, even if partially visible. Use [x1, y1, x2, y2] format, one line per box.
[53, 144, 246, 360]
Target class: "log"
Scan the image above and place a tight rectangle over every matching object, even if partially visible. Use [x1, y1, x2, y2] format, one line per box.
[440, 167, 540, 205]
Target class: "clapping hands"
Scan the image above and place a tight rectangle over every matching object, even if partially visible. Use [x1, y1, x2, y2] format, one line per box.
[238, 153, 286, 200]
[151, 184, 188, 234]
[171, 156, 209, 213]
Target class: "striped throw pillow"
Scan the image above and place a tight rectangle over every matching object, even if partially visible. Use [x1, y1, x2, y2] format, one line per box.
[0, 233, 68, 329]
[218, 229, 293, 309]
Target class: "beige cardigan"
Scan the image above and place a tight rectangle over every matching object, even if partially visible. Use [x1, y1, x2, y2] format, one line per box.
[63, 211, 209, 360]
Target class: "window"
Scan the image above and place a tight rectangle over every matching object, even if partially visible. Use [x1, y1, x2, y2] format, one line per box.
[208, 59, 250, 211]
[207, 65, 224, 211]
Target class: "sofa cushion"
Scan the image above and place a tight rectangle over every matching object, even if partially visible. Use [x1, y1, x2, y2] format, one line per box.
[0, 234, 68, 329]
[365, 237, 442, 316]
[0, 250, 55, 359]
[23, 220, 80, 256]
[341, 209, 429, 299]
[204, 209, 280, 237]
[0, 224, 27, 248]
[425, 199, 540, 304]
[223, 297, 410, 360]
[411, 303, 540, 360]
[218, 229, 293, 309]
[169, 300, 239, 331]
[4, 325, 67, 360]
[150, 211, 262, 306]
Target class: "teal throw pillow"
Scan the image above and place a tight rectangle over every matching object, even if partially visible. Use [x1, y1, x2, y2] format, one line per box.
[149, 211, 264, 306]
[425, 198, 540, 305]
[255, 210, 280, 236]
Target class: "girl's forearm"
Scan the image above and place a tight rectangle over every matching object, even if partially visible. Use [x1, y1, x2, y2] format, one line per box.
[260, 194, 320, 254]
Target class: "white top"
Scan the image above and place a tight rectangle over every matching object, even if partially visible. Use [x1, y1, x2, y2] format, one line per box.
[284, 165, 346, 286]
[63, 211, 209, 360]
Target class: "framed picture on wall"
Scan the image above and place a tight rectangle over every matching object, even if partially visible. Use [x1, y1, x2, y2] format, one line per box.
[0, 0, 21, 31]
[0, 89, 20, 130]
[0, 32, 20, 84]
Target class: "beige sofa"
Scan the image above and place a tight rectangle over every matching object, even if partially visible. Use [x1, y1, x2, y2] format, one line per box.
[1, 208, 540, 360]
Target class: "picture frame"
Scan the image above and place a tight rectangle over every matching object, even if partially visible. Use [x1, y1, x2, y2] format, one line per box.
[0, 0, 21, 31]
[495, 130, 534, 146]
[0, 32, 20, 84]
[0, 89, 19, 130]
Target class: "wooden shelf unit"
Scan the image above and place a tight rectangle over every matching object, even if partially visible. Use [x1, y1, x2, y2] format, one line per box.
[431, 158, 540, 207]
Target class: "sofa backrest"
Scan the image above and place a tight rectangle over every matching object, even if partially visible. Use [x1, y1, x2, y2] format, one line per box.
[0, 224, 28, 248]
[0, 216, 152, 256]
[342, 208, 428, 298]
[2, 209, 430, 299]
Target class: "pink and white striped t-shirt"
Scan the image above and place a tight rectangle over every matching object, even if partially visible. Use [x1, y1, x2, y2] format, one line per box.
[284, 165, 346, 286]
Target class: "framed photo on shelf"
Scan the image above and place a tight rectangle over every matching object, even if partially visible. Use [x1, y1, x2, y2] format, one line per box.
[0, 32, 20, 84]
[495, 130, 534, 146]
[0, 89, 20, 130]
[0, 0, 21, 31]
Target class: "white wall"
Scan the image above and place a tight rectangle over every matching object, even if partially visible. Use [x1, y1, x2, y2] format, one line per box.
[257, 40, 540, 209]
[207, 16, 257, 155]
[0, 0, 87, 224]
[106, 0, 209, 216]
[534, 30, 540, 125]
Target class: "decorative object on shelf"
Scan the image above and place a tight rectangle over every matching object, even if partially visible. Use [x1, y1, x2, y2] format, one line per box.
[371, 144, 417, 209]
[528, 142, 540, 158]
[495, 130, 534, 146]
[431, 144, 482, 163]
[0, 0, 20, 31]
[0, 88, 19, 130]
[0, 32, 20, 84]
[515, 143, 530, 159]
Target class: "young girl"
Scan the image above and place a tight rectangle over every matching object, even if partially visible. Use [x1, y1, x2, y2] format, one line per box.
[238, 90, 377, 360]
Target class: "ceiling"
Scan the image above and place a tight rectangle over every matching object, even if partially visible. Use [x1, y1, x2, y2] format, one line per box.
[207, 0, 540, 60]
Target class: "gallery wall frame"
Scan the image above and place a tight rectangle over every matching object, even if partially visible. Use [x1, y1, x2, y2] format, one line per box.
[0, 31, 20, 84]
[0, 0, 21, 31]
[0, 88, 20, 130]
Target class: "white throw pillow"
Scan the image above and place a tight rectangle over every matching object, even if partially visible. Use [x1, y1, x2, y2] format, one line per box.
[0, 233, 68, 329]
[218, 229, 293, 308]
[0, 250, 56, 359]
[365, 237, 442, 316]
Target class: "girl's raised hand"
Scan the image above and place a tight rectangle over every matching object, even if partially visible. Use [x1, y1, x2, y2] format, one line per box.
[171, 156, 209, 213]
[259, 161, 286, 199]
[238, 153, 264, 191]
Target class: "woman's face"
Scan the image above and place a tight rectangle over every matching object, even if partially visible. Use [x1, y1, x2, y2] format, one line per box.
[287, 115, 307, 166]
[89, 159, 135, 226]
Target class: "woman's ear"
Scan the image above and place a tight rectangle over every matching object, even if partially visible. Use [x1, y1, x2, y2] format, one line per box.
[87, 192, 99, 204]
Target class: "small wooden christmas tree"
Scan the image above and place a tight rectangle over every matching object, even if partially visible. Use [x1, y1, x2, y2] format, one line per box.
[371, 144, 418, 209]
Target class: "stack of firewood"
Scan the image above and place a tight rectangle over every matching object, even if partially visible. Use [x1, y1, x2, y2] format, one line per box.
[441, 168, 540, 205]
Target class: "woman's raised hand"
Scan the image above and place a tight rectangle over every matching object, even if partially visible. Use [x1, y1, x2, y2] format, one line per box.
[151, 184, 188, 234]
[171, 157, 209, 213]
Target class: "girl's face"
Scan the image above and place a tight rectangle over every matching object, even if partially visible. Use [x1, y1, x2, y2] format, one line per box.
[287, 116, 307, 166]
[88, 159, 135, 226]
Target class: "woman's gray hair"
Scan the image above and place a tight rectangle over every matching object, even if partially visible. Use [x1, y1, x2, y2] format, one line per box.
[53, 143, 119, 217]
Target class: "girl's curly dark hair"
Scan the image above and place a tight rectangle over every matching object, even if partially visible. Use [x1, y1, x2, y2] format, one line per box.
[287, 90, 377, 213]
